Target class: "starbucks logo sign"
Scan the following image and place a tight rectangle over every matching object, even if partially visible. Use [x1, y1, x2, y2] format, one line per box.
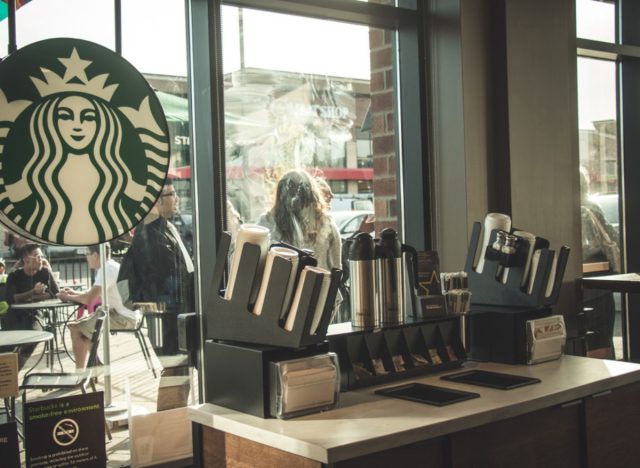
[0, 38, 170, 246]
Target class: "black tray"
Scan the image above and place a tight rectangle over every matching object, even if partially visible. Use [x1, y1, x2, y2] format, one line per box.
[375, 383, 480, 407]
[441, 369, 541, 390]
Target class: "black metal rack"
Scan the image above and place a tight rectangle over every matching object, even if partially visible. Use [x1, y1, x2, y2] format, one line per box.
[464, 222, 570, 308]
[327, 317, 465, 390]
[464, 221, 570, 364]
[205, 232, 342, 349]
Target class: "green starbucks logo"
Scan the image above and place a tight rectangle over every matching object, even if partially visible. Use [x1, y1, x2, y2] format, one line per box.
[0, 38, 170, 246]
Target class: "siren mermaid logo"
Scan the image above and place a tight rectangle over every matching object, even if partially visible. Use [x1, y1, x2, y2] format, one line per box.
[0, 38, 170, 246]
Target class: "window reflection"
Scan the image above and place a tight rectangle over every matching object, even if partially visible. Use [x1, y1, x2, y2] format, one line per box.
[0, 2, 196, 456]
[221, 8, 401, 323]
[578, 56, 621, 361]
[577, 57, 620, 271]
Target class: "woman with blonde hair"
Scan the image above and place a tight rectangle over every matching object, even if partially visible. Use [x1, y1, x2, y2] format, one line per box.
[257, 169, 341, 270]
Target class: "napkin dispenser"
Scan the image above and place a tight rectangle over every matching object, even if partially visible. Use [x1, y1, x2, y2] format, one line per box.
[526, 315, 566, 365]
[269, 353, 339, 419]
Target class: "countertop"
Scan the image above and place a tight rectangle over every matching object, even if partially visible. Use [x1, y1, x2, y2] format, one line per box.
[188, 356, 640, 463]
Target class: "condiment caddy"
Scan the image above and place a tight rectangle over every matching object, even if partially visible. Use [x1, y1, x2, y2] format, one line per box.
[327, 317, 465, 390]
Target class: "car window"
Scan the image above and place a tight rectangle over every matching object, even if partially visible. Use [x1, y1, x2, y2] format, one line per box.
[600, 197, 618, 225]
[342, 215, 364, 236]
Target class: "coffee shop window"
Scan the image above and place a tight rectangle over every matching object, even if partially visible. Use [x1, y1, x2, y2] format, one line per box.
[221, 8, 400, 236]
[576, 2, 623, 361]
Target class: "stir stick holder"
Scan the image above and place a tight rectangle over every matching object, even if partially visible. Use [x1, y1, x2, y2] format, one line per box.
[206, 232, 342, 349]
[464, 222, 570, 308]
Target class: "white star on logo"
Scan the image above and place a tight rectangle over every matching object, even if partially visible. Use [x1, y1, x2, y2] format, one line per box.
[58, 48, 92, 84]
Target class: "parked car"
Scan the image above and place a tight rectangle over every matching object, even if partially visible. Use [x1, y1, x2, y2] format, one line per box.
[330, 196, 374, 212]
[588, 193, 619, 234]
[330, 210, 374, 239]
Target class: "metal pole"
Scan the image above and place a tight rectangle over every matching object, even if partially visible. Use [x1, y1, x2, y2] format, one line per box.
[7, 0, 17, 54]
[100, 243, 112, 406]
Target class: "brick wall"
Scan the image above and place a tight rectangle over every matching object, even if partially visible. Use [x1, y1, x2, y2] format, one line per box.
[369, 26, 398, 233]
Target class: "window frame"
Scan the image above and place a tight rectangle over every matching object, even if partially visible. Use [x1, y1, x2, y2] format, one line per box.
[576, 0, 640, 361]
[186, 0, 431, 401]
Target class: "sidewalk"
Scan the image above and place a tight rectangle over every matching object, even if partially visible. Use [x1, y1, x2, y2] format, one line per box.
[2, 322, 196, 467]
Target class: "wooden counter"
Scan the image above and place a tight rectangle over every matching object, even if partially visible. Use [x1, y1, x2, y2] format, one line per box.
[189, 356, 640, 467]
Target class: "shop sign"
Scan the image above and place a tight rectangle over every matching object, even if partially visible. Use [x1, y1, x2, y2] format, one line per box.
[0, 421, 20, 468]
[24, 392, 106, 467]
[0, 38, 170, 246]
[0, 352, 18, 399]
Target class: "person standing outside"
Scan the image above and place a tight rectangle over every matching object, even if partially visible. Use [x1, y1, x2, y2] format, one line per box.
[4, 244, 60, 366]
[257, 169, 341, 271]
[128, 180, 194, 356]
[59, 244, 141, 369]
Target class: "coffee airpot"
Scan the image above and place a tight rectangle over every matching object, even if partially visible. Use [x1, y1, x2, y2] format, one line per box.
[348, 232, 378, 328]
[376, 228, 419, 326]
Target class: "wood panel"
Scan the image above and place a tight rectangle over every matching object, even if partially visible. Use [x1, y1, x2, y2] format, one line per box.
[450, 402, 583, 468]
[504, 0, 581, 316]
[333, 437, 447, 468]
[201, 426, 321, 468]
[584, 382, 640, 468]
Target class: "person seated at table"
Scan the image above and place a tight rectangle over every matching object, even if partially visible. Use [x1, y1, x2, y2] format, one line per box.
[3, 244, 60, 367]
[59, 244, 141, 369]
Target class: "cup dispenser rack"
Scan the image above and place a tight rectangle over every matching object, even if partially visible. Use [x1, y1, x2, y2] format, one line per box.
[464, 222, 570, 309]
[463, 221, 570, 364]
[205, 231, 342, 349]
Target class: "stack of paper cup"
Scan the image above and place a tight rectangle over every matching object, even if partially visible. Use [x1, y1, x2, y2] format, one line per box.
[253, 246, 299, 316]
[476, 213, 511, 273]
[224, 224, 270, 302]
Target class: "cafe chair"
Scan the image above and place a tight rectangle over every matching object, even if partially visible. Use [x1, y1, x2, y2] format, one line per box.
[110, 313, 157, 378]
[20, 310, 112, 440]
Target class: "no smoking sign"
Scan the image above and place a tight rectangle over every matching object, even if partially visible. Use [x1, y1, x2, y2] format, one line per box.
[53, 419, 80, 447]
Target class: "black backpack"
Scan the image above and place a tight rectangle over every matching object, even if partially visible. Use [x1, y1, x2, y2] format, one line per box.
[116, 247, 139, 308]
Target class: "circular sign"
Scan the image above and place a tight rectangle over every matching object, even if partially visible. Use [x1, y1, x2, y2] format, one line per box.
[53, 418, 80, 446]
[0, 38, 170, 246]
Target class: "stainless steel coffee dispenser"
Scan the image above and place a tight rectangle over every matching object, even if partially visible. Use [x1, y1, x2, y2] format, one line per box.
[348, 232, 378, 328]
[376, 229, 418, 326]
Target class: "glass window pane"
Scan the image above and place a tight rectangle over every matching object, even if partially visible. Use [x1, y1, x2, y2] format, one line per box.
[576, 0, 615, 43]
[121, 0, 187, 78]
[577, 57, 620, 272]
[120, 0, 195, 415]
[11, 0, 115, 50]
[0, 1, 194, 463]
[122, 0, 192, 213]
[222, 7, 400, 323]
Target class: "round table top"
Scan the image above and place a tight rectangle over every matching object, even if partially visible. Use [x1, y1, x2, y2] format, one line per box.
[0, 330, 54, 347]
[10, 299, 75, 310]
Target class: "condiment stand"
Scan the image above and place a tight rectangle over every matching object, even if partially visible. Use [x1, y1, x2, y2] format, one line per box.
[204, 232, 341, 417]
[464, 221, 570, 363]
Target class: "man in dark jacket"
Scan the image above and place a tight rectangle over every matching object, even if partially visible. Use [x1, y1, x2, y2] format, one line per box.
[128, 180, 194, 356]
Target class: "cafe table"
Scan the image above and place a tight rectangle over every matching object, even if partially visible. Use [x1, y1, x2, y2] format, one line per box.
[0, 329, 54, 431]
[582, 273, 640, 361]
[10, 299, 77, 372]
[0, 329, 54, 350]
